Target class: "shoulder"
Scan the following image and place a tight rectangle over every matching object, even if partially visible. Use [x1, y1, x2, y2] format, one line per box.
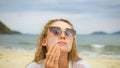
[73, 60, 90, 68]
[26, 61, 44, 68]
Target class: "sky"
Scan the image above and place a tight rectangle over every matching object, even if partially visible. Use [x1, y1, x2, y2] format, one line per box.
[0, 0, 120, 34]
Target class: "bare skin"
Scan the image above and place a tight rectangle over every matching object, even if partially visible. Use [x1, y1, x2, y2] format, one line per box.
[43, 21, 74, 68]
[44, 45, 69, 68]
[44, 45, 60, 68]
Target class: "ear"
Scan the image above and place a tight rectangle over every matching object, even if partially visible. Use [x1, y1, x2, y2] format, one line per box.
[41, 38, 47, 46]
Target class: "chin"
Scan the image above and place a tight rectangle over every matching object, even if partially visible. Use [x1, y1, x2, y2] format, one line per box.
[60, 47, 71, 53]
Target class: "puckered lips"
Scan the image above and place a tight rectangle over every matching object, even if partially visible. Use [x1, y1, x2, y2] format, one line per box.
[57, 41, 67, 46]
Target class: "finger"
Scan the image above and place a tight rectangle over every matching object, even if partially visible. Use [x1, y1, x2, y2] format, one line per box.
[54, 47, 60, 64]
[45, 45, 59, 67]
[45, 45, 55, 63]
[48, 45, 57, 63]
[51, 45, 60, 61]
[46, 45, 55, 58]
[48, 45, 55, 54]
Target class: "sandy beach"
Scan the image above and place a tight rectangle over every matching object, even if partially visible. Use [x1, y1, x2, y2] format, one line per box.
[0, 51, 34, 68]
[0, 51, 120, 68]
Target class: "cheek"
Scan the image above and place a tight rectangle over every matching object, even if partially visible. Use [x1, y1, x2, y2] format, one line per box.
[46, 35, 58, 49]
[68, 39, 73, 46]
[67, 38, 73, 51]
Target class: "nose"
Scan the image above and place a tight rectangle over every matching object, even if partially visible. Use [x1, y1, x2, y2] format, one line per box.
[59, 31, 66, 39]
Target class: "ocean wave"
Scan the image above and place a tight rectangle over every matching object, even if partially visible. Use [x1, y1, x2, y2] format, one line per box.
[91, 44, 105, 48]
[77, 44, 120, 49]
[0, 45, 36, 53]
[17, 42, 34, 45]
[79, 51, 120, 60]
[77, 44, 120, 55]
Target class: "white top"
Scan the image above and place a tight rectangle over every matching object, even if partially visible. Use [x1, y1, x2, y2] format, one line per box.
[26, 60, 90, 68]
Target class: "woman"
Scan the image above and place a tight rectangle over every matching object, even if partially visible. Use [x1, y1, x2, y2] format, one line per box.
[27, 19, 90, 68]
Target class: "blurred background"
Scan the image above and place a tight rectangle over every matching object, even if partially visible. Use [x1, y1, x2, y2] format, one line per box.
[0, 0, 120, 59]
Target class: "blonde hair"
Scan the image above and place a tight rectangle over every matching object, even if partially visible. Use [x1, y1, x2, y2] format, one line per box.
[33, 19, 81, 63]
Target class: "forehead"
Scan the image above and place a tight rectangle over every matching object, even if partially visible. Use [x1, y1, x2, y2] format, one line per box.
[50, 21, 72, 29]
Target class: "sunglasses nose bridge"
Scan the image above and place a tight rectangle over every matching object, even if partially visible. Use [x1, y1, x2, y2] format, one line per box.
[59, 30, 66, 37]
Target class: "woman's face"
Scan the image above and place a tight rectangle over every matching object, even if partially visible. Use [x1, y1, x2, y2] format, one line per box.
[45, 21, 74, 52]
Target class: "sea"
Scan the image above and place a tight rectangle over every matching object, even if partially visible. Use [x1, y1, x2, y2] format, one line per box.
[0, 34, 120, 60]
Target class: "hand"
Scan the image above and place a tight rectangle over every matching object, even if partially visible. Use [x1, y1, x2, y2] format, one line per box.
[44, 45, 60, 68]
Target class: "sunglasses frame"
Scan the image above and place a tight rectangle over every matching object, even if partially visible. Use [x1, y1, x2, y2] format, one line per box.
[49, 26, 76, 37]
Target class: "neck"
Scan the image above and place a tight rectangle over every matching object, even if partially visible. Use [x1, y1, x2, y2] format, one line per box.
[59, 52, 69, 68]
